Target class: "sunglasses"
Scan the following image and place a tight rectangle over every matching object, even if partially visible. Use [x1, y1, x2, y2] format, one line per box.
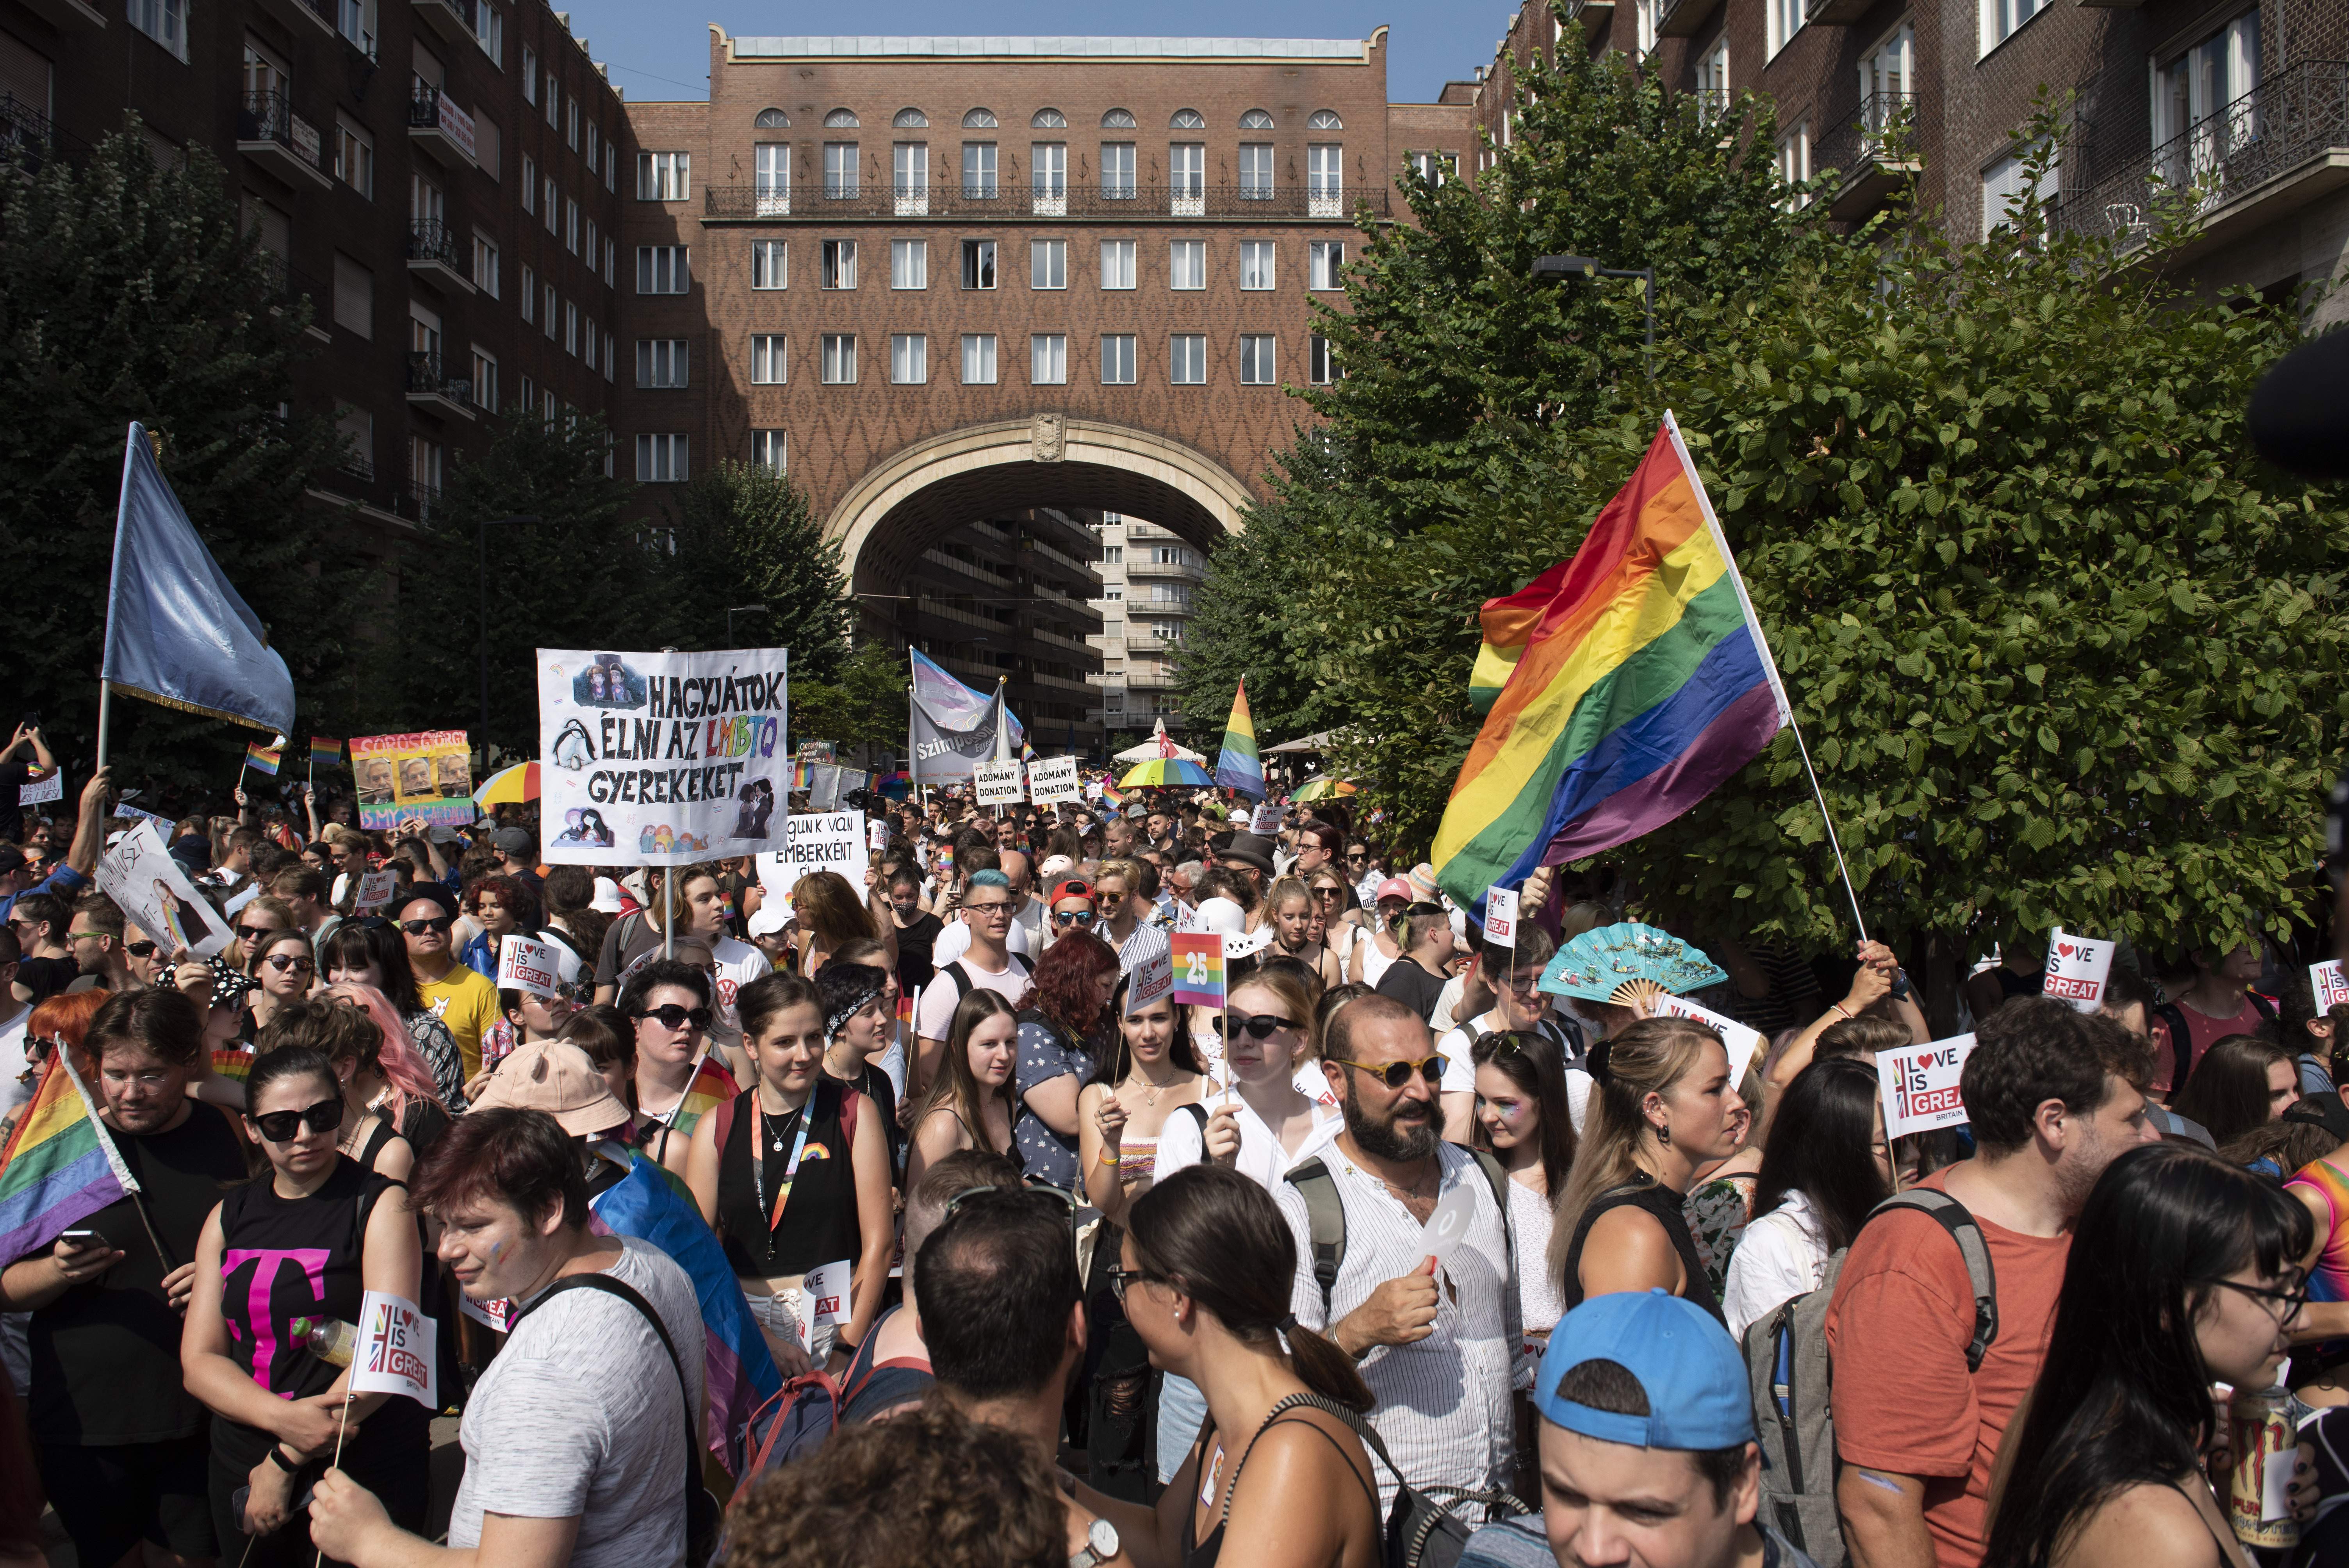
[233, 924, 274, 943]
[264, 954, 315, 973]
[634, 1003, 712, 1031]
[399, 916, 454, 935]
[1053, 909, 1097, 928]
[125, 940, 157, 958]
[1328, 1053, 1449, 1089]
[1346, 852, 1368, 861]
[251, 1097, 342, 1143]
[1224, 1009, 1298, 1040]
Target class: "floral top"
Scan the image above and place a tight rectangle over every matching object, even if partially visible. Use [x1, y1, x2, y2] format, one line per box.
[405, 1008, 468, 1112]
[1682, 1170, 1757, 1306]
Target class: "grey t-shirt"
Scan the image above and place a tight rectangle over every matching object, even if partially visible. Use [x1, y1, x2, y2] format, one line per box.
[449, 1237, 707, 1568]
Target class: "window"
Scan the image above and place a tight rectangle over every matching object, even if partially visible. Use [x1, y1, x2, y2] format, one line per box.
[963, 142, 997, 197]
[1240, 335, 1276, 384]
[566, 99, 579, 150]
[963, 107, 996, 128]
[752, 239, 789, 289]
[1308, 144, 1343, 208]
[821, 239, 857, 289]
[1103, 545, 1123, 563]
[585, 216, 597, 265]
[1309, 241, 1344, 291]
[1101, 142, 1136, 197]
[334, 118, 374, 196]
[1169, 241, 1205, 290]
[1170, 334, 1205, 384]
[824, 142, 859, 198]
[961, 333, 998, 383]
[637, 152, 689, 201]
[1309, 109, 1344, 130]
[1238, 143, 1274, 198]
[1031, 333, 1068, 385]
[1405, 150, 1457, 184]
[542, 284, 556, 337]
[1981, 145, 2058, 237]
[544, 74, 557, 124]
[520, 262, 536, 320]
[1776, 123, 1811, 193]
[1032, 107, 1067, 128]
[583, 326, 597, 371]
[563, 301, 577, 355]
[604, 331, 615, 381]
[1032, 142, 1067, 202]
[1861, 23, 1914, 104]
[1100, 334, 1136, 385]
[636, 434, 687, 483]
[1980, 0, 2048, 53]
[636, 339, 688, 388]
[891, 238, 928, 289]
[1170, 143, 1205, 200]
[128, 0, 186, 57]
[636, 245, 690, 294]
[1240, 241, 1275, 290]
[1767, 0, 1803, 58]
[410, 437, 442, 508]
[332, 253, 372, 336]
[750, 431, 787, 472]
[1102, 107, 1136, 129]
[604, 146, 616, 192]
[1171, 108, 1205, 130]
[1101, 239, 1136, 289]
[543, 178, 557, 232]
[1310, 333, 1337, 384]
[521, 155, 536, 211]
[750, 334, 788, 383]
[587, 123, 599, 165]
[1031, 239, 1067, 289]
[1697, 38, 1731, 120]
[565, 198, 579, 253]
[2153, 11, 2262, 186]
[961, 239, 997, 289]
[890, 333, 928, 384]
[755, 143, 790, 213]
[1636, 0, 1660, 53]
[1239, 108, 1275, 130]
[604, 240, 615, 285]
[894, 141, 929, 202]
[825, 108, 860, 128]
[474, 112, 501, 179]
[519, 373, 535, 411]
[472, 231, 499, 295]
[820, 334, 857, 383]
[522, 46, 536, 100]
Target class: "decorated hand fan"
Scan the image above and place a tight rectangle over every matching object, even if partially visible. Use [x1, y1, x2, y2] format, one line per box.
[1537, 922, 1728, 1005]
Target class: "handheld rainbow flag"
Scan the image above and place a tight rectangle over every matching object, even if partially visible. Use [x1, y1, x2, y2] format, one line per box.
[309, 737, 343, 771]
[1170, 932, 1226, 1009]
[243, 741, 281, 777]
[1433, 414, 1791, 920]
[1100, 782, 1126, 809]
[667, 1053, 741, 1139]
[0, 1051, 140, 1267]
[208, 1048, 254, 1083]
[1215, 679, 1265, 800]
[1469, 559, 1576, 715]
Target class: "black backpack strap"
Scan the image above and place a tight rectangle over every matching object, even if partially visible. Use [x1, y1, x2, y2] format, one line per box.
[943, 961, 973, 1000]
[2153, 1002, 2194, 1093]
[1180, 1103, 1210, 1133]
[1284, 1156, 1346, 1322]
[1868, 1189, 1998, 1371]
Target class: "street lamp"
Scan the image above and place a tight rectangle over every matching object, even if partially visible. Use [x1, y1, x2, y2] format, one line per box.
[726, 604, 769, 643]
[1532, 254, 1656, 379]
[478, 513, 540, 757]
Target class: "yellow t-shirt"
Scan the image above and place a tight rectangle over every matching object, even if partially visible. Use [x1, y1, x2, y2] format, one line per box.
[415, 963, 501, 1078]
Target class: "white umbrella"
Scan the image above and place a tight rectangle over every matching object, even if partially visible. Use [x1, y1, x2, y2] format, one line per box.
[1113, 716, 1207, 765]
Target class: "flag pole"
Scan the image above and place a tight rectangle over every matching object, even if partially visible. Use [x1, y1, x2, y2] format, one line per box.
[1785, 720, 1869, 947]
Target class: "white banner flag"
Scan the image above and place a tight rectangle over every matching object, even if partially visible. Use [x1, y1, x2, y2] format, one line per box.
[2039, 928, 2116, 1014]
[2313, 960, 2349, 1012]
[351, 1288, 438, 1408]
[352, 869, 399, 914]
[1649, 993, 1764, 1090]
[796, 1258, 853, 1351]
[1483, 887, 1520, 949]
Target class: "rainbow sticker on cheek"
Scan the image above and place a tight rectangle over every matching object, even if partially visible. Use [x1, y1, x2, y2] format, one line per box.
[488, 1240, 510, 1267]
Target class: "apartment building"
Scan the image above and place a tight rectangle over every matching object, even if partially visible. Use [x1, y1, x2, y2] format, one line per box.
[902, 506, 1106, 751]
[1087, 510, 1202, 738]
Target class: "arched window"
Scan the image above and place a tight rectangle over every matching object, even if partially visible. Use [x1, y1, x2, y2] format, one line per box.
[1170, 108, 1205, 130]
[892, 107, 928, 128]
[754, 107, 790, 128]
[1239, 108, 1275, 129]
[823, 108, 859, 128]
[1308, 109, 1344, 130]
[1031, 107, 1068, 128]
[963, 107, 997, 128]
[1100, 107, 1136, 129]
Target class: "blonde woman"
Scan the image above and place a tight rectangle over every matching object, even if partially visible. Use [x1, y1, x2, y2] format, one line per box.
[1260, 876, 1343, 991]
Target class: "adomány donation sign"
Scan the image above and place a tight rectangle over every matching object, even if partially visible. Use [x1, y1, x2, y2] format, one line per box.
[538, 648, 788, 865]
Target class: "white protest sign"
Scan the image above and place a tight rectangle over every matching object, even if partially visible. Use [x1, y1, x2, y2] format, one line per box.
[112, 802, 171, 825]
[96, 820, 230, 958]
[1126, 946, 1174, 1015]
[2314, 961, 2349, 1011]
[1251, 801, 1285, 834]
[18, 773, 60, 807]
[1174, 901, 1201, 934]
[795, 1258, 853, 1352]
[756, 811, 867, 898]
[973, 759, 1025, 806]
[1649, 993, 1765, 1089]
[497, 934, 565, 1000]
[457, 1294, 515, 1333]
[2040, 928, 2116, 1014]
[351, 1288, 438, 1408]
[1484, 887, 1520, 949]
[1878, 1033, 1978, 1139]
[1417, 1183, 1479, 1267]
[352, 869, 399, 914]
[1028, 755, 1082, 805]
[868, 820, 888, 852]
[538, 646, 788, 866]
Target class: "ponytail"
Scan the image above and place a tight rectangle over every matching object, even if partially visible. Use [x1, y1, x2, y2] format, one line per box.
[1283, 1321, 1375, 1414]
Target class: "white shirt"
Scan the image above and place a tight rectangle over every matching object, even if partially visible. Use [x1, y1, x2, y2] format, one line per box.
[914, 948, 1031, 1040]
[932, 905, 1034, 966]
[1430, 975, 1467, 1036]
[1722, 1188, 1829, 1339]
[1155, 1085, 1341, 1193]
[0, 1002, 33, 1115]
[708, 935, 772, 1044]
[1506, 1175, 1563, 1340]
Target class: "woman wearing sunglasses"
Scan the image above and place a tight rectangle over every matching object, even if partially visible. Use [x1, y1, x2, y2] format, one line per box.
[239, 928, 317, 1046]
[322, 919, 468, 1112]
[1984, 1142, 2309, 1568]
[1344, 879, 1415, 989]
[181, 1044, 428, 1568]
[622, 958, 737, 1179]
[225, 896, 297, 973]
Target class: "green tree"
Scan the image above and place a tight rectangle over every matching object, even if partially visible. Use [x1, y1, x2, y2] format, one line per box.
[659, 460, 852, 682]
[0, 121, 366, 784]
[793, 641, 911, 755]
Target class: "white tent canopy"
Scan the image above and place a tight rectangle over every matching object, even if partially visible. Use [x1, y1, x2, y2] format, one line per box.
[1264, 731, 1335, 754]
[1113, 717, 1208, 764]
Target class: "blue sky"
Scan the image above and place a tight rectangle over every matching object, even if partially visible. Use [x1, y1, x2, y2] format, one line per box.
[552, 2, 1507, 107]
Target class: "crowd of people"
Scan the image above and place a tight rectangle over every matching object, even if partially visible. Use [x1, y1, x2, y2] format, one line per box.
[2, 734, 2347, 1568]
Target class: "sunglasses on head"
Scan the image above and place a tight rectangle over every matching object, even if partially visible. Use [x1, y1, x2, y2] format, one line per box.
[399, 916, 454, 935]
[1328, 1053, 1449, 1089]
[634, 1003, 711, 1031]
[251, 1097, 342, 1143]
[1224, 1009, 1298, 1040]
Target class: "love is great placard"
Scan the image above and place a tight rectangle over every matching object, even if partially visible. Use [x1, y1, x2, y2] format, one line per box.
[2040, 928, 2116, 1014]
[1878, 1034, 1978, 1139]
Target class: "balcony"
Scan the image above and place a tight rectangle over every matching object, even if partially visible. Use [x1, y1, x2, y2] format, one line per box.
[255, 0, 337, 39]
[920, 548, 1011, 590]
[410, 0, 476, 43]
[2056, 61, 2349, 266]
[1023, 535, 1099, 583]
[404, 351, 477, 421]
[18, 0, 102, 29]
[1126, 633, 1184, 653]
[1566, 0, 1615, 43]
[0, 93, 88, 175]
[1657, 0, 1722, 37]
[704, 181, 1387, 224]
[408, 82, 478, 168]
[406, 220, 476, 295]
[237, 91, 331, 191]
[1126, 594, 1192, 617]
[1126, 671, 1178, 691]
[1804, 0, 1876, 25]
[261, 253, 334, 344]
[1814, 91, 1919, 222]
[1127, 556, 1205, 581]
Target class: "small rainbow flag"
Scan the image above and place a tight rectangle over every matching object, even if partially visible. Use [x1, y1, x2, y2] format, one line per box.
[244, 741, 281, 777]
[1100, 783, 1126, 809]
[309, 737, 343, 770]
[208, 1048, 254, 1083]
[1170, 932, 1226, 1009]
[669, 1053, 741, 1139]
[0, 1051, 139, 1266]
[1215, 677, 1264, 800]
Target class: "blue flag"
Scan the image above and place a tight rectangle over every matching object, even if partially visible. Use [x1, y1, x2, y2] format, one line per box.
[101, 422, 295, 736]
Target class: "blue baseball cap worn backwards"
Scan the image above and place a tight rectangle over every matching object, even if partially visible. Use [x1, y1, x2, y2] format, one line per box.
[1534, 1290, 1757, 1451]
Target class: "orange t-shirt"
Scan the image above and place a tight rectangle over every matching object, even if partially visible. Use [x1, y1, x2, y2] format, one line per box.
[1824, 1169, 2071, 1568]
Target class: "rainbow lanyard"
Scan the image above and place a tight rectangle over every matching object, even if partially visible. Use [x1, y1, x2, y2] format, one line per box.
[751, 1097, 815, 1232]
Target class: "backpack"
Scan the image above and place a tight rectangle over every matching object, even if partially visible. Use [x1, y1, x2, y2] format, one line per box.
[734, 1331, 932, 1488]
[939, 952, 1033, 1004]
[1741, 1187, 1998, 1568]
[2153, 993, 2277, 1094]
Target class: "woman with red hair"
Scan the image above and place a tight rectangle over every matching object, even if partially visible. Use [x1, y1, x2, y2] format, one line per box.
[1011, 928, 1121, 1191]
[32, 987, 114, 1085]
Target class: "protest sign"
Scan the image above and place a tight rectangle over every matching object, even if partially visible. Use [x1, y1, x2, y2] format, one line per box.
[2315, 961, 2349, 1011]
[1171, 932, 1226, 1009]
[756, 811, 866, 898]
[1173, 900, 1200, 934]
[1028, 755, 1082, 805]
[2040, 928, 2116, 1013]
[497, 934, 565, 1000]
[798, 740, 836, 765]
[456, 1295, 515, 1333]
[1127, 946, 1174, 1016]
[1251, 801, 1285, 834]
[973, 760, 1025, 806]
[868, 819, 888, 851]
[1484, 886, 1520, 949]
[350, 731, 474, 831]
[351, 1289, 438, 1408]
[97, 820, 230, 958]
[17, 773, 60, 807]
[796, 1258, 852, 1352]
[1878, 1033, 1978, 1139]
[351, 870, 399, 914]
[1649, 994, 1765, 1089]
[538, 647, 788, 867]
[112, 802, 170, 825]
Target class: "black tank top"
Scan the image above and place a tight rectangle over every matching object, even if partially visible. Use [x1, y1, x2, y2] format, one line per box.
[715, 1081, 863, 1279]
[1558, 1177, 1727, 1326]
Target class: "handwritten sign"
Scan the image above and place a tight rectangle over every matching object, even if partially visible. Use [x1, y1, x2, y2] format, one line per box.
[2313, 961, 2349, 1012]
[350, 1288, 438, 1407]
[1484, 886, 1520, 950]
[756, 810, 866, 898]
[96, 820, 230, 958]
[796, 1258, 852, 1352]
[1028, 755, 1082, 805]
[973, 759, 1025, 806]
[17, 773, 60, 807]
[1126, 946, 1173, 1015]
[352, 869, 399, 914]
[2040, 928, 2116, 1013]
[1650, 993, 1764, 1090]
[1878, 1033, 1978, 1139]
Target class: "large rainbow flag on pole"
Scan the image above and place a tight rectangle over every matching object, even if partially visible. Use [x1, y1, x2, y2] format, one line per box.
[1433, 413, 1791, 918]
[0, 1051, 141, 1265]
[1215, 678, 1264, 799]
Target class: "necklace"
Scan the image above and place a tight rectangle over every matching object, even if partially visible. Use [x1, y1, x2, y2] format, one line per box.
[760, 1102, 805, 1153]
[1376, 1161, 1439, 1203]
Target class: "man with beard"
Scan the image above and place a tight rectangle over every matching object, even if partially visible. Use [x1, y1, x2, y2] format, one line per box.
[1278, 992, 1518, 1510]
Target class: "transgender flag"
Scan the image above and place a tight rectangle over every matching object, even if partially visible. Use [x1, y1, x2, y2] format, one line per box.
[1433, 413, 1791, 919]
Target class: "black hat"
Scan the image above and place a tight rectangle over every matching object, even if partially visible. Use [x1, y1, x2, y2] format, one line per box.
[1221, 832, 1277, 876]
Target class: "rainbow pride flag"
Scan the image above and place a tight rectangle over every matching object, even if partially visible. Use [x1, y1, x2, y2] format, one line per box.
[1433, 414, 1790, 919]
[244, 741, 281, 777]
[208, 1048, 254, 1083]
[1171, 932, 1227, 1008]
[1215, 678, 1265, 800]
[1100, 782, 1126, 809]
[0, 1052, 139, 1265]
[309, 736, 343, 771]
[1469, 560, 1577, 715]
[669, 1053, 740, 1138]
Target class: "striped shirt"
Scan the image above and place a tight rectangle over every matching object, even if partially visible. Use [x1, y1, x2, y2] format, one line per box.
[1105, 915, 1172, 977]
[1276, 1140, 1517, 1508]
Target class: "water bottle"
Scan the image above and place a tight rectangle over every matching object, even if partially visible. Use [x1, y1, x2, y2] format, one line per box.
[289, 1315, 356, 1368]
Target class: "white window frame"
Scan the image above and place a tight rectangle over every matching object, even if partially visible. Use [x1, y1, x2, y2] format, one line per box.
[471, 344, 497, 409]
[1980, 0, 2048, 55]
[890, 238, 928, 290]
[752, 239, 789, 289]
[1170, 334, 1206, 385]
[520, 155, 536, 212]
[1030, 332, 1068, 385]
[750, 431, 788, 472]
[1766, 0, 1804, 60]
[1101, 141, 1136, 198]
[1309, 333, 1337, 385]
[1100, 333, 1137, 385]
[636, 245, 690, 295]
[750, 334, 788, 384]
[635, 433, 688, 483]
[1031, 239, 1067, 290]
[1240, 335, 1277, 385]
[636, 338, 689, 388]
[1309, 240, 1344, 291]
[962, 141, 997, 197]
[636, 151, 690, 201]
[1240, 241, 1275, 291]
[1100, 239, 1137, 290]
[823, 142, 859, 198]
[1169, 240, 1205, 290]
[961, 239, 997, 290]
[522, 46, 537, 101]
[471, 230, 499, 295]
[820, 333, 857, 384]
[127, 0, 188, 59]
[520, 263, 536, 322]
[334, 117, 374, 197]
[890, 332, 929, 385]
[961, 333, 998, 384]
[1307, 144, 1343, 212]
[821, 239, 858, 290]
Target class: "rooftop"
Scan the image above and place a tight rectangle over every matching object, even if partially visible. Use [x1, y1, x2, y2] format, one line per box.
[723, 34, 1376, 61]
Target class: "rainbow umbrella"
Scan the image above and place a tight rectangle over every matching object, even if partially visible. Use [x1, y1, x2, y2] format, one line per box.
[1119, 758, 1214, 788]
[1290, 775, 1360, 802]
[472, 760, 541, 807]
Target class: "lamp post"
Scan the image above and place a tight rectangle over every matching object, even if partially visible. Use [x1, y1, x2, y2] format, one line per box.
[1531, 254, 1656, 380]
[726, 604, 769, 643]
[478, 513, 540, 757]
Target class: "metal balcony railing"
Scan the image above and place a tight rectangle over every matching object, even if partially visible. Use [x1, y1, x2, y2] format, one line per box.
[2057, 60, 2349, 246]
[407, 219, 459, 268]
[408, 80, 442, 131]
[1126, 557, 1204, 580]
[1814, 91, 1919, 183]
[238, 90, 309, 158]
[0, 91, 86, 172]
[705, 181, 1385, 222]
[405, 350, 474, 409]
[413, 0, 476, 28]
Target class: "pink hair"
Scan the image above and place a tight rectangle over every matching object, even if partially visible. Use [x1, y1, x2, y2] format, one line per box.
[324, 982, 446, 1124]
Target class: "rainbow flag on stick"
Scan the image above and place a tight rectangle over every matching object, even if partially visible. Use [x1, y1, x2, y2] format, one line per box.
[208, 1048, 254, 1083]
[309, 737, 343, 771]
[667, 1053, 741, 1139]
[1215, 679, 1265, 800]
[1170, 932, 1226, 1009]
[0, 1051, 140, 1266]
[1433, 414, 1791, 920]
[243, 741, 281, 777]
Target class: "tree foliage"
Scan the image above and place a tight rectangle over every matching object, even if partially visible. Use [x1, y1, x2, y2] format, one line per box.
[793, 641, 911, 755]
[661, 460, 852, 684]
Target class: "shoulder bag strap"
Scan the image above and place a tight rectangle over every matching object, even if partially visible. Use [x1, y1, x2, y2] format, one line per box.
[1868, 1189, 1998, 1370]
[1466, 1148, 1522, 1363]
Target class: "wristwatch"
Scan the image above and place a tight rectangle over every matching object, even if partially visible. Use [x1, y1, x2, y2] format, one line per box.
[1070, 1517, 1119, 1568]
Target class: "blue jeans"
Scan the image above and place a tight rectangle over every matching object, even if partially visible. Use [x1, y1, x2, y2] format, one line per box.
[1155, 1371, 1208, 1484]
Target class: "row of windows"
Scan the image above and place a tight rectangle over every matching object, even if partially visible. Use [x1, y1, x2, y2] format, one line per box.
[631, 331, 1338, 388]
[519, 43, 617, 182]
[758, 106, 1347, 132]
[634, 240, 1348, 295]
[650, 143, 1347, 201]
